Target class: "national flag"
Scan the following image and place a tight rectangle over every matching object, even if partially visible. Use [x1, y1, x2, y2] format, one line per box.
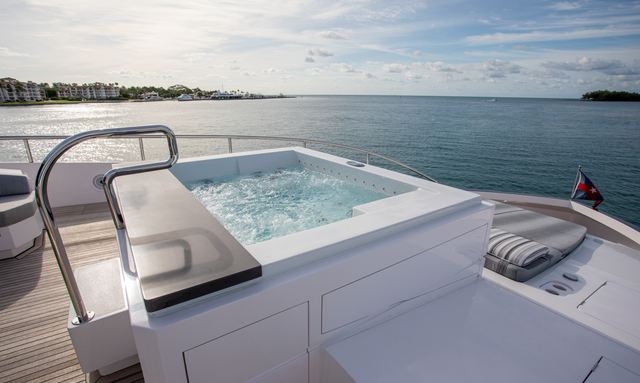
[571, 167, 604, 210]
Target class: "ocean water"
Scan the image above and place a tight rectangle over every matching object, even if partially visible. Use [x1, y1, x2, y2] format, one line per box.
[0, 96, 638, 226]
[186, 166, 387, 245]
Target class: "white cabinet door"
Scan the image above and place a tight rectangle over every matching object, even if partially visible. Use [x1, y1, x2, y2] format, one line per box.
[321, 226, 486, 333]
[249, 354, 308, 383]
[185, 303, 308, 383]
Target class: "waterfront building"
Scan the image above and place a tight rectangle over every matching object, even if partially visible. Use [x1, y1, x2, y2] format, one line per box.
[54, 82, 120, 100]
[0, 77, 46, 102]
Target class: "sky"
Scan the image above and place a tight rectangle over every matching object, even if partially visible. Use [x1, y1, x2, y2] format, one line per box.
[1, 0, 639, 98]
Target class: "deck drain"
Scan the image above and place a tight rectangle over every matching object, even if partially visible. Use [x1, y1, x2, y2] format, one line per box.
[540, 281, 573, 296]
[553, 284, 567, 291]
[562, 273, 579, 282]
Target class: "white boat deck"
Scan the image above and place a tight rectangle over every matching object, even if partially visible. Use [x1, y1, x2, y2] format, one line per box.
[0, 204, 143, 382]
[486, 234, 640, 352]
[1, 200, 638, 382]
[325, 277, 640, 382]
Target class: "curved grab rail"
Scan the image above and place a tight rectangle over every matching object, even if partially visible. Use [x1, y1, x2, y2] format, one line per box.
[101, 130, 179, 229]
[1, 133, 436, 182]
[34, 125, 179, 324]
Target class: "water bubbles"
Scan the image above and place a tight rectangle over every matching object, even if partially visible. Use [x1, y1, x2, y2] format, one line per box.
[186, 166, 386, 245]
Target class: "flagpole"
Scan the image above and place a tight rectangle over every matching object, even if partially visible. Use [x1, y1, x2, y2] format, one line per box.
[571, 165, 582, 199]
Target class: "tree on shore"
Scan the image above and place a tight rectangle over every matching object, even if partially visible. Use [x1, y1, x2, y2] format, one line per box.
[45, 88, 58, 99]
[581, 90, 640, 101]
[118, 84, 195, 99]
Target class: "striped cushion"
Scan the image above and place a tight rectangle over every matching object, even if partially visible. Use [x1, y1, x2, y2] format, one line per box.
[488, 228, 549, 267]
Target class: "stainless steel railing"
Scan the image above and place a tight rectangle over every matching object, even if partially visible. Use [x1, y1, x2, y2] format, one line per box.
[0, 133, 436, 182]
[34, 125, 179, 324]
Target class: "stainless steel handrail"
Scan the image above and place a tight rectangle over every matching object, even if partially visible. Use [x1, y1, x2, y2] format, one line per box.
[34, 125, 179, 325]
[101, 130, 179, 229]
[0, 133, 436, 182]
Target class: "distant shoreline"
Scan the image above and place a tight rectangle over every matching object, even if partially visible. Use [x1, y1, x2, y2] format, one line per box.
[8, 94, 640, 106]
[0, 96, 296, 107]
[0, 99, 129, 107]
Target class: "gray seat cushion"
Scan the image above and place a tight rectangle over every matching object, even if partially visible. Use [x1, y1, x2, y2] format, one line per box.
[0, 169, 32, 196]
[0, 192, 37, 227]
[484, 201, 587, 282]
[488, 228, 550, 267]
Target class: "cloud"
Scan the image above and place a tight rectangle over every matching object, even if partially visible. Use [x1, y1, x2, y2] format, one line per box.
[465, 27, 640, 44]
[423, 61, 461, 73]
[106, 68, 175, 80]
[332, 63, 358, 73]
[512, 45, 530, 52]
[527, 68, 571, 80]
[308, 48, 333, 57]
[547, 2, 582, 11]
[482, 59, 522, 78]
[405, 71, 423, 80]
[263, 68, 282, 74]
[354, 4, 426, 23]
[383, 63, 409, 73]
[311, 4, 359, 20]
[318, 30, 347, 40]
[380, 61, 460, 80]
[3, 0, 639, 97]
[542, 57, 640, 75]
[330, 63, 375, 80]
[0, 47, 28, 57]
[380, 61, 461, 78]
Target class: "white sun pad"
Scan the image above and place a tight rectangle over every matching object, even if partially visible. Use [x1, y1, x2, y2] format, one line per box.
[325, 279, 640, 383]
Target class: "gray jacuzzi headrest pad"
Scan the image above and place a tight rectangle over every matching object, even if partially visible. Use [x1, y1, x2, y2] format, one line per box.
[0, 169, 32, 197]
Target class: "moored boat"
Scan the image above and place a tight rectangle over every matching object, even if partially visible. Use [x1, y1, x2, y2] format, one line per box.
[177, 94, 193, 101]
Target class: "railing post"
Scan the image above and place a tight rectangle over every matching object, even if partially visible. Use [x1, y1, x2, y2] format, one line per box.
[303, 141, 307, 148]
[23, 139, 34, 163]
[138, 137, 146, 160]
[228, 137, 233, 153]
[366, 152, 370, 164]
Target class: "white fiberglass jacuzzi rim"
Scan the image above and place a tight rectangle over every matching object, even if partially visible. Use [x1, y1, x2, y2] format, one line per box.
[169, 147, 482, 275]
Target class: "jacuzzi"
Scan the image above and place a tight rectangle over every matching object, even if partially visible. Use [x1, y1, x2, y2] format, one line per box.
[114, 147, 494, 383]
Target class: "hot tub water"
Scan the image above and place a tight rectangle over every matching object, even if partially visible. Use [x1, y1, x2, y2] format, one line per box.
[186, 166, 388, 245]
